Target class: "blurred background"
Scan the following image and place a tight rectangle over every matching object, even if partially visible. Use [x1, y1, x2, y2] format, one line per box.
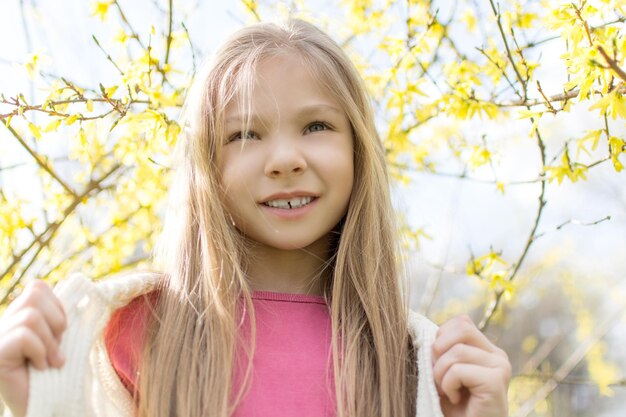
[0, 1, 624, 416]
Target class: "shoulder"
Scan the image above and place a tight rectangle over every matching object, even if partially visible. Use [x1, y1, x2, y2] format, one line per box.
[52, 270, 162, 311]
[95, 270, 163, 309]
[103, 283, 161, 397]
[105, 289, 160, 337]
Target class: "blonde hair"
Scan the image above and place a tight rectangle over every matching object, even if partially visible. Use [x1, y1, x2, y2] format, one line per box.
[137, 18, 416, 417]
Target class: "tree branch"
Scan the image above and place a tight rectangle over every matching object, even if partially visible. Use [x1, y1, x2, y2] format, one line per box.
[3, 124, 76, 197]
[513, 304, 626, 417]
[479, 122, 547, 330]
[164, 0, 173, 65]
[597, 45, 626, 83]
[487, 0, 526, 99]
[0, 164, 122, 305]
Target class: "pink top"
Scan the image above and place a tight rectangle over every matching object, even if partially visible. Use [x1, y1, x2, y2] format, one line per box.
[104, 290, 336, 417]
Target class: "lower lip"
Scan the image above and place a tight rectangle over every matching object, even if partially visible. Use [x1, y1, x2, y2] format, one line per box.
[260, 198, 318, 219]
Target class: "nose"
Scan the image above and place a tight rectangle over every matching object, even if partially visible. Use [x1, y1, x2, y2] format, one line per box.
[264, 137, 307, 178]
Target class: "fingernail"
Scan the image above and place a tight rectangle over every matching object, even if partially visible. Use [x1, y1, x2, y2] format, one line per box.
[55, 350, 65, 365]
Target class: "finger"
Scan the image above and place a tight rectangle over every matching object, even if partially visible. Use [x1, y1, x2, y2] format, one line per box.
[35, 289, 67, 341]
[433, 315, 496, 361]
[433, 343, 501, 390]
[13, 327, 49, 371]
[15, 307, 64, 368]
[440, 362, 507, 405]
[8, 280, 67, 341]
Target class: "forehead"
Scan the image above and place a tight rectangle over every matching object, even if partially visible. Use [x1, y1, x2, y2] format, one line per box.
[223, 53, 345, 121]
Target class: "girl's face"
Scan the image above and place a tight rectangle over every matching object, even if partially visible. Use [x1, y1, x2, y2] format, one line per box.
[220, 53, 354, 252]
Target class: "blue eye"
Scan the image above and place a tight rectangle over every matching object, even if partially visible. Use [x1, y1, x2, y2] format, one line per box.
[306, 121, 329, 133]
[229, 131, 258, 141]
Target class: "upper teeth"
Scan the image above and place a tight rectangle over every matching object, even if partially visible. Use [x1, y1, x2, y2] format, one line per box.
[265, 197, 313, 209]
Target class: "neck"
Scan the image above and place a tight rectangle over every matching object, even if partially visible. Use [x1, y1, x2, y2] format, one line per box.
[243, 236, 333, 296]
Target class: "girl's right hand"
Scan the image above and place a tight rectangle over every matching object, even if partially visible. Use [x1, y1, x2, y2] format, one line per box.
[0, 280, 67, 417]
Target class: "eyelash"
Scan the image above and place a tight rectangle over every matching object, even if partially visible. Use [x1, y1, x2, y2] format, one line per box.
[228, 121, 331, 142]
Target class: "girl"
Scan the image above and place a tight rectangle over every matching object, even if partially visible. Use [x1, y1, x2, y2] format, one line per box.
[0, 18, 511, 417]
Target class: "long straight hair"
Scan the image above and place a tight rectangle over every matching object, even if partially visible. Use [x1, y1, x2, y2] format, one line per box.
[136, 18, 416, 417]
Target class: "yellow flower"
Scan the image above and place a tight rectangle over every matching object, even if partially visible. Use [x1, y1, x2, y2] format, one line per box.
[576, 129, 603, 157]
[608, 137, 625, 172]
[545, 151, 588, 184]
[64, 114, 79, 125]
[169, 30, 188, 49]
[589, 92, 626, 120]
[91, 1, 113, 21]
[489, 271, 515, 300]
[104, 85, 118, 97]
[113, 27, 129, 45]
[43, 119, 62, 133]
[467, 251, 507, 276]
[467, 145, 491, 169]
[147, 86, 180, 108]
[166, 122, 181, 144]
[28, 122, 42, 140]
[460, 9, 476, 32]
[23, 51, 50, 79]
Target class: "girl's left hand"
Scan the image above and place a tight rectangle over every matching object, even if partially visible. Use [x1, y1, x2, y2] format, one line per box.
[432, 315, 512, 417]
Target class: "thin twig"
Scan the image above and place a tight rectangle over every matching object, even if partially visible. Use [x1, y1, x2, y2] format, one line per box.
[0, 96, 149, 120]
[487, 0, 526, 99]
[112, 0, 146, 50]
[93, 255, 151, 280]
[476, 46, 518, 98]
[494, 84, 626, 107]
[516, 373, 626, 388]
[519, 16, 625, 50]
[533, 215, 611, 241]
[181, 22, 197, 74]
[479, 125, 547, 330]
[0, 157, 70, 172]
[0, 165, 122, 305]
[3, 124, 76, 196]
[536, 81, 557, 114]
[164, 0, 174, 65]
[38, 205, 148, 280]
[521, 332, 566, 374]
[393, 155, 609, 187]
[513, 304, 626, 417]
[597, 45, 626, 83]
[91, 35, 124, 75]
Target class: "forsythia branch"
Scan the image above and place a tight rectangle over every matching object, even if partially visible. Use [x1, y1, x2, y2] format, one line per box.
[0, 164, 122, 305]
[3, 123, 76, 197]
[597, 45, 626, 83]
[513, 304, 626, 417]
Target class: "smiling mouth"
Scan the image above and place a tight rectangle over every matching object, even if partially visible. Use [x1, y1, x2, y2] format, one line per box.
[262, 196, 316, 209]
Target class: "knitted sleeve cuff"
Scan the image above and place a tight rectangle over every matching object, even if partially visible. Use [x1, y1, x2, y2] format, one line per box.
[26, 273, 106, 417]
[408, 310, 444, 417]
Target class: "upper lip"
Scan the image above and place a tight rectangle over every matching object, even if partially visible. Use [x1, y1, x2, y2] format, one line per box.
[260, 191, 318, 203]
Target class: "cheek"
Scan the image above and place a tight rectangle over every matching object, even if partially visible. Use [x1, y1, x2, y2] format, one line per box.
[219, 150, 248, 192]
[218, 156, 244, 217]
[331, 146, 354, 198]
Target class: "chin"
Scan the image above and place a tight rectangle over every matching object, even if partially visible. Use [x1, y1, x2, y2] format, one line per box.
[263, 238, 321, 251]
[247, 232, 330, 252]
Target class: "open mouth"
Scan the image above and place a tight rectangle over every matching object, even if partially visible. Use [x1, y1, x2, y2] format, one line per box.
[262, 196, 317, 209]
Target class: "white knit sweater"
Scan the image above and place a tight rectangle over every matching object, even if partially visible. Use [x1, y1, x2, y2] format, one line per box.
[5, 272, 443, 417]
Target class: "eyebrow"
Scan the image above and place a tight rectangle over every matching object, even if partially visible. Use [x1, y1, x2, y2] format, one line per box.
[224, 103, 344, 124]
